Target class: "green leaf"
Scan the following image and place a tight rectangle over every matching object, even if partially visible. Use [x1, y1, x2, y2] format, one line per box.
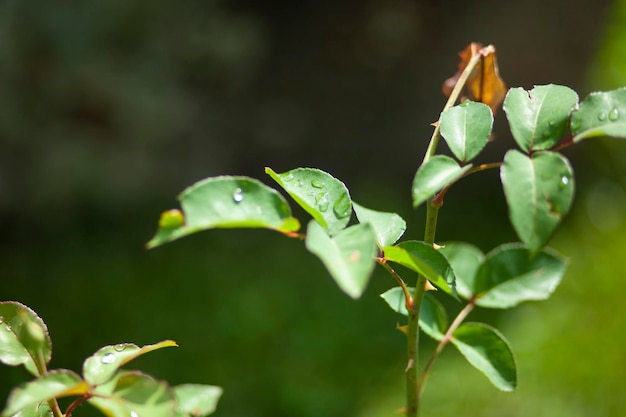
[500, 150, 574, 253]
[147, 176, 300, 248]
[88, 371, 176, 417]
[383, 241, 456, 296]
[379, 289, 447, 340]
[440, 101, 493, 163]
[412, 155, 472, 208]
[2, 370, 87, 417]
[439, 242, 485, 300]
[352, 202, 406, 248]
[0, 302, 52, 376]
[173, 384, 223, 417]
[503, 84, 579, 151]
[83, 340, 177, 386]
[473, 243, 567, 309]
[305, 220, 378, 299]
[266, 167, 352, 235]
[451, 322, 517, 392]
[11, 402, 52, 417]
[571, 87, 626, 141]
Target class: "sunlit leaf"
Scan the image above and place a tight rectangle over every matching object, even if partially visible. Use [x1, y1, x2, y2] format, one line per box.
[88, 371, 175, 417]
[439, 242, 485, 300]
[11, 402, 52, 417]
[571, 87, 626, 141]
[173, 384, 223, 417]
[500, 150, 574, 253]
[305, 221, 378, 299]
[503, 84, 578, 151]
[451, 322, 516, 391]
[266, 167, 352, 236]
[440, 101, 493, 163]
[383, 241, 456, 296]
[83, 340, 177, 386]
[353, 202, 406, 248]
[442, 43, 507, 113]
[147, 176, 300, 248]
[412, 156, 472, 209]
[0, 302, 52, 376]
[473, 243, 567, 309]
[2, 370, 87, 417]
[379, 289, 447, 341]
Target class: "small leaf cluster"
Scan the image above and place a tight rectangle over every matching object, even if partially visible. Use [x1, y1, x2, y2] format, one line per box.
[0, 302, 221, 417]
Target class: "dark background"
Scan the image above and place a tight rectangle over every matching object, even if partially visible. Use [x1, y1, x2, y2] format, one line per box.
[2, 1, 626, 416]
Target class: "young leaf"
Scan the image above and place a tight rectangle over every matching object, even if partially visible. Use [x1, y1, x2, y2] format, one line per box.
[173, 384, 223, 417]
[571, 87, 626, 141]
[440, 101, 493, 163]
[88, 371, 175, 417]
[472, 243, 567, 309]
[412, 155, 472, 208]
[503, 84, 579, 152]
[1, 370, 87, 417]
[379, 289, 447, 341]
[10, 402, 52, 417]
[83, 340, 178, 386]
[352, 202, 406, 248]
[147, 176, 300, 248]
[266, 167, 352, 236]
[0, 302, 52, 376]
[439, 242, 485, 300]
[383, 241, 456, 296]
[305, 220, 378, 299]
[500, 150, 574, 253]
[451, 322, 516, 392]
[442, 43, 507, 113]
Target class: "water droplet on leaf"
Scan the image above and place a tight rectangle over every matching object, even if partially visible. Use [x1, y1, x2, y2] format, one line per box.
[319, 202, 329, 212]
[548, 120, 556, 127]
[232, 188, 244, 203]
[609, 107, 619, 121]
[113, 344, 126, 352]
[282, 173, 295, 182]
[598, 112, 607, 121]
[333, 194, 351, 219]
[570, 116, 581, 130]
[311, 179, 325, 188]
[295, 179, 304, 187]
[101, 353, 116, 364]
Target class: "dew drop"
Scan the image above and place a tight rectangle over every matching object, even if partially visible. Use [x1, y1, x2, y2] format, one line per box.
[311, 179, 325, 188]
[232, 188, 244, 203]
[570, 116, 581, 130]
[548, 120, 556, 127]
[609, 107, 619, 121]
[333, 194, 351, 219]
[318, 202, 329, 212]
[101, 353, 116, 364]
[295, 179, 304, 187]
[542, 130, 551, 138]
[598, 112, 607, 121]
[113, 344, 126, 352]
[282, 173, 295, 182]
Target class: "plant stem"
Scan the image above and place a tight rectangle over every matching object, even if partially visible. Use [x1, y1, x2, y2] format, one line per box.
[417, 298, 477, 400]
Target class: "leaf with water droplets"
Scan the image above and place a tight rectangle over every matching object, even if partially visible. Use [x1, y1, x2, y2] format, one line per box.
[147, 176, 300, 248]
[440, 101, 493, 163]
[503, 84, 578, 152]
[2, 370, 88, 417]
[571, 87, 626, 141]
[173, 384, 223, 417]
[0, 302, 52, 377]
[266, 167, 352, 235]
[500, 150, 574, 254]
[88, 371, 176, 417]
[83, 340, 177, 386]
[383, 241, 456, 297]
[451, 323, 517, 392]
[412, 155, 472, 209]
[472, 243, 567, 309]
[305, 220, 377, 299]
[352, 202, 406, 248]
[10, 401, 53, 417]
[379, 289, 447, 341]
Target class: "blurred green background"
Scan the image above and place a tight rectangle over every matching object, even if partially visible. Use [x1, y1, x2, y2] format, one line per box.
[2, 0, 626, 416]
